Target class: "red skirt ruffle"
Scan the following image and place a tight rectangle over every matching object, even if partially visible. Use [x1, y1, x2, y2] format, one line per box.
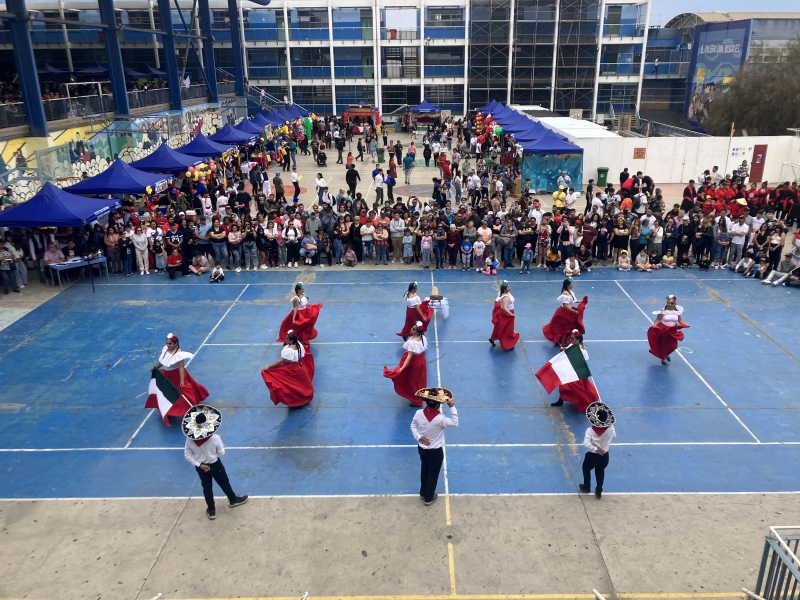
[490, 302, 519, 350]
[543, 297, 588, 345]
[261, 347, 315, 408]
[278, 303, 323, 343]
[397, 301, 433, 337]
[383, 351, 428, 406]
[559, 378, 600, 413]
[648, 322, 689, 360]
[160, 368, 209, 407]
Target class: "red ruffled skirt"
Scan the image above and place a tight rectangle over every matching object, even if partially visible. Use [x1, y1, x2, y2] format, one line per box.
[543, 297, 588, 345]
[160, 368, 209, 407]
[397, 301, 433, 337]
[383, 351, 428, 406]
[261, 347, 315, 408]
[490, 302, 519, 350]
[648, 322, 689, 360]
[278, 304, 323, 343]
[559, 379, 600, 413]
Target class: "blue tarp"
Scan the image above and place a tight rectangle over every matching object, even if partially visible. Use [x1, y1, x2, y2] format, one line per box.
[64, 159, 171, 195]
[208, 123, 257, 145]
[410, 100, 441, 114]
[124, 67, 150, 79]
[139, 64, 167, 77]
[476, 99, 500, 114]
[260, 110, 284, 126]
[37, 63, 71, 77]
[519, 129, 582, 154]
[128, 144, 202, 173]
[286, 104, 309, 118]
[274, 107, 293, 122]
[176, 133, 235, 158]
[523, 154, 583, 194]
[251, 113, 270, 127]
[76, 64, 109, 77]
[0, 182, 120, 227]
[234, 119, 264, 135]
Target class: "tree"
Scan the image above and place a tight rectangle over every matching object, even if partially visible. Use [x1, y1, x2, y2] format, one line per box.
[706, 40, 800, 137]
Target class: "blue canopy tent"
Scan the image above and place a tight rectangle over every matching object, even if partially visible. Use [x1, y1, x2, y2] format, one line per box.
[124, 67, 150, 79]
[410, 100, 441, 114]
[139, 64, 167, 77]
[274, 107, 293, 122]
[234, 119, 264, 136]
[64, 159, 172, 195]
[76, 64, 109, 77]
[128, 144, 203, 173]
[286, 104, 309, 118]
[37, 63, 72, 78]
[260, 110, 284, 126]
[520, 130, 583, 193]
[250, 113, 269, 128]
[175, 133, 235, 159]
[476, 99, 500, 114]
[209, 123, 257, 145]
[0, 182, 120, 228]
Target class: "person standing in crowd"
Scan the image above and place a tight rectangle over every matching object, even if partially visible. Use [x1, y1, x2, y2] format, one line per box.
[410, 388, 459, 506]
[579, 402, 616, 499]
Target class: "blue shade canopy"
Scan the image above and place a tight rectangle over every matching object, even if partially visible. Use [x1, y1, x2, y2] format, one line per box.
[477, 99, 500, 114]
[519, 129, 583, 154]
[260, 110, 284, 126]
[175, 133, 235, 158]
[410, 100, 441, 114]
[208, 123, 257, 145]
[287, 104, 310, 118]
[37, 63, 72, 77]
[128, 144, 203, 173]
[124, 67, 149, 79]
[139, 64, 167, 77]
[234, 119, 264, 135]
[0, 182, 120, 227]
[76, 64, 109, 77]
[250, 113, 270, 127]
[63, 159, 172, 195]
[274, 107, 294, 122]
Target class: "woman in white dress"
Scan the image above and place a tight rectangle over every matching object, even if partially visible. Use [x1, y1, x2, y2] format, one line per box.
[384, 322, 429, 406]
[397, 281, 433, 338]
[648, 295, 689, 365]
[146, 333, 209, 421]
[542, 278, 589, 348]
[278, 282, 322, 343]
[262, 330, 315, 407]
[489, 281, 519, 350]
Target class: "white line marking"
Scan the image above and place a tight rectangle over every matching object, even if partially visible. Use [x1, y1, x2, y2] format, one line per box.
[124, 284, 251, 448]
[202, 339, 648, 346]
[614, 280, 761, 443]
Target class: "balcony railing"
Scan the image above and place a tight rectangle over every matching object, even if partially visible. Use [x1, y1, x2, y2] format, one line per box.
[333, 26, 373, 41]
[382, 65, 419, 78]
[248, 66, 288, 79]
[381, 27, 419, 40]
[31, 30, 66, 43]
[127, 88, 170, 108]
[122, 30, 155, 42]
[39, 94, 115, 121]
[0, 103, 28, 128]
[181, 84, 210, 100]
[334, 65, 374, 78]
[218, 82, 235, 95]
[291, 66, 331, 78]
[603, 23, 645, 37]
[423, 25, 465, 39]
[289, 27, 329, 41]
[425, 65, 464, 77]
[643, 62, 689, 77]
[212, 29, 232, 41]
[244, 27, 282, 41]
[67, 30, 101, 43]
[599, 62, 641, 76]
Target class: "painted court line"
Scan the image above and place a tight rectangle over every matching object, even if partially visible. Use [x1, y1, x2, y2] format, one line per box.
[203, 339, 648, 346]
[614, 280, 761, 443]
[124, 284, 251, 448]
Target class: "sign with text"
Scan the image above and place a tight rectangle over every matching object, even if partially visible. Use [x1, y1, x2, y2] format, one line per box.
[633, 148, 646, 160]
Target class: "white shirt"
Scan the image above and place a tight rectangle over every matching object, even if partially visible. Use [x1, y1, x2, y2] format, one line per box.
[565, 192, 577, 210]
[280, 344, 305, 362]
[158, 347, 193, 370]
[591, 197, 604, 216]
[496, 292, 514, 311]
[292, 294, 308, 310]
[184, 434, 225, 467]
[528, 208, 543, 225]
[557, 291, 578, 306]
[374, 174, 384, 189]
[495, 180, 504, 193]
[730, 222, 749, 244]
[410, 406, 459, 449]
[405, 294, 422, 308]
[583, 425, 616, 453]
[715, 216, 733, 231]
[402, 336, 428, 354]
[291, 172, 299, 184]
[262, 179, 272, 197]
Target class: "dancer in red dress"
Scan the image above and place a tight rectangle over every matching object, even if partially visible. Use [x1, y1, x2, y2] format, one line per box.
[648, 295, 689, 365]
[384, 322, 428, 406]
[549, 331, 600, 412]
[261, 330, 315, 407]
[397, 281, 433, 339]
[543, 278, 588, 349]
[489, 280, 519, 350]
[278, 282, 322, 343]
[152, 332, 209, 409]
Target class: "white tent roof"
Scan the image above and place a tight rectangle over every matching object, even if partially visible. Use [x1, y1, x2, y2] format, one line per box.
[536, 117, 619, 141]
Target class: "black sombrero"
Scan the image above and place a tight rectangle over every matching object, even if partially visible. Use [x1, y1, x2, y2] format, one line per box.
[586, 402, 615, 428]
[182, 404, 222, 440]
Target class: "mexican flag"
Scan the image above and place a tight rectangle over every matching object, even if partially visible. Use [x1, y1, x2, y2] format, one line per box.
[535, 344, 592, 394]
[145, 369, 191, 425]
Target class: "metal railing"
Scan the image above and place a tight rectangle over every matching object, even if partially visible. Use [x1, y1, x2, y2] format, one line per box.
[289, 27, 329, 41]
[602, 23, 646, 37]
[333, 26, 373, 41]
[644, 62, 689, 77]
[0, 103, 28, 128]
[244, 27, 283, 41]
[381, 27, 419, 40]
[292, 66, 331, 78]
[753, 527, 800, 600]
[127, 88, 170, 108]
[180, 84, 210, 100]
[425, 65, 465, 77]
[636, 118, 710, 137]
[423, 25, 465, 39]
[599, 62, 641, 76]
[334, 65, 373, 78]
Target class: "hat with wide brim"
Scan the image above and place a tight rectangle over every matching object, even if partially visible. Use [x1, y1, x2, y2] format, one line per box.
[182, 404, 222, 440]
[414, 387, 453, 404]
[586, 402, 615, 428]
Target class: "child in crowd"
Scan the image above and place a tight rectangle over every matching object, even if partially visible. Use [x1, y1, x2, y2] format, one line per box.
[635, 248, 653, 272]
[460, 237, 473, 271]
[564, 255, 580, 277]
[210, 261, 224, 282]
[481, 251, 498, 276]
[344, 244, 358, 267]
[520, 243, 534, 274]
[662, 249, 676, 268]
[650, 250, 663, 270]
[696, 252, 711, 271]
[618, 249, 631, 271]
[473, 238, 486, 272]
[153, 240, 167, 273]
[545, 246, 561, 272]
[402, 228, 414, 265]
[420, 228, 433, 269]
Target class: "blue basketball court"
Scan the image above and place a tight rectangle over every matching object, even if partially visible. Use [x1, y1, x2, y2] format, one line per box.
[2, 268, 799, 500]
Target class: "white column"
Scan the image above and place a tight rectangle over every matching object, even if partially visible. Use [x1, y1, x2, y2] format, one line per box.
[591, 0, 606, 121]
[239, 0, 249, 80]
[463, 2, 469, 116]
[634, 0, 651, 118]
[283, 5, 293, 102]
[373, 0, 381, 114]
[148, 1, 160, 68]
[328, 1, 337, 114]
[58, 0, 74, 72]
[506, 0, 516, 105]
[550, 0, 560, 111]
[420, 0, 425, 101]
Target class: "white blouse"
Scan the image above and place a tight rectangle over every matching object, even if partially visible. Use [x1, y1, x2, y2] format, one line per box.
[405, 295, 422, 308]
[280, 344, 306, 362]
[656, 306, 684, 327]
[292, 295, 308, 310]
[557, 291, 578, 306]
[158, 346, 194, 370]
[403, 336, 428, 354]
[497, 293, 515, 311]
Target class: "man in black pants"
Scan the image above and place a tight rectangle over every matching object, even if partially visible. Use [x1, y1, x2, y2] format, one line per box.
[410, 388, 459, 506]
[579, 401, 616, 499]
[182, 405, 248, 520]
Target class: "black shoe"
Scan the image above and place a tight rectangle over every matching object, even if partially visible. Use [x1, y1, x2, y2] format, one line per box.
[229, 495, 249, 507]
[207, 508, 216, 520]
[666, 355, 671, 362]
[661, 359, 667, 365]
[424, 493, 439, 506]
[488, 338, 496, 347]
[550, 399, 564, 406]
[595, 489, 602, 499]
[578, 484, 591, 493]
[12, 288, 20, 293]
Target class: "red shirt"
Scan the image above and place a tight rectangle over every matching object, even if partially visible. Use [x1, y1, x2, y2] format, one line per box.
[167, 253, 182, 266]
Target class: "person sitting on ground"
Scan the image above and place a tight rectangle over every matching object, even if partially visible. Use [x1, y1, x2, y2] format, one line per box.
[618, 249, 631, 271]
[481, 251, 498, 276]
[661, 249, 676, 269]
[575, 244, 592, 273]
[166, 248, 183, 280]
[634, 248, 652, 272]
[650, 250, 663, 270]
[210, 261, 224, 282]
[344, 244, 358, 267]
[189, 253, 210, 275]
[564, 255, 580, 277]
[545, 246, 561, 272]
[696, 252, 710, 271]
[748, 257, 770, 280]
[762, 253, 795, 286]
[733, 252, 755, 275]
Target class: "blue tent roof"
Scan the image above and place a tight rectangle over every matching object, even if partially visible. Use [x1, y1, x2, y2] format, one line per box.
[519, 129, 583, 154]
[286, 104, 309, 118]
[139, 64, 166, 77]
[251, 113, 269, 127]
[410, 100, 441, 114]
[209, 123, 256, 145]
[234, 119, 264, 135]
[509, 122, 549, 139]
[0, 182, 120, 228]
[260, 110, 283, 126]
[274, 107, 294, 122]
[76, 64, 108, 77]
[37, 63, 72, 77]
[175, 133, 235, 158]
[128, 144, 203, 173]
[64, 159, 172, 195]
[124, 67, 150, 79]
[477, 99, 500, 114]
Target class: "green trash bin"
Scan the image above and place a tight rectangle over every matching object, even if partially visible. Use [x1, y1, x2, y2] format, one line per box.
[377, 147, 385, 163]
[597, 167, 609, 186]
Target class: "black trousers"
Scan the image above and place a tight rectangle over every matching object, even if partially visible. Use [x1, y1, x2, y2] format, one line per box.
[418, 446, 444, 501]
[582, 451, 609, 492]
[196, 459, 237, 510]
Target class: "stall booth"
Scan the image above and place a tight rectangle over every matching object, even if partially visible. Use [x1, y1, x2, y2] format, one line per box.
[343, 103, 381, 135]
[409, 100, 442, 134]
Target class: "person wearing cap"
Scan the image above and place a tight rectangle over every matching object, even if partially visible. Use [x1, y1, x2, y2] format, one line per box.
[489, 280, 519, 350]
[183, 405, 249, 520]
[410, 388, 459, 506]
[384, 321, 428, 406]
[647, 295, 689, 365]
[579, 402, 616, 499]
[261, 329, 314, 407]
